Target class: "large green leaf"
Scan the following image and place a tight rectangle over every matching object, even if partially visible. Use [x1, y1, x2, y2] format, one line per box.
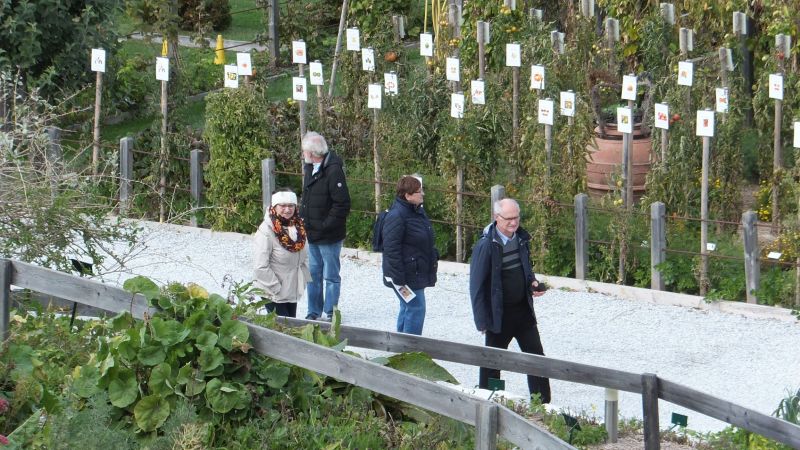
[385, 352, 458, 383]
[195, 331, 218, 352]
[134, 395, 171, 431]
[148, 363, 173, 396]
[108, 368, 139, 408]
[257, 363, 290, 389]
[72, 365, 100, 398]
[123, 276, 160, 301]
[150, 317, 190, 346]
[205, 378, 248, 414]
[198, 347, 224, 373]
[138, 344, 166, 366]
[217, 320, 249, 351]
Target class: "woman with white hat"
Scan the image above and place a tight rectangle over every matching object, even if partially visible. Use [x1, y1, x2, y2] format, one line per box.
[253, 189, 311, 317]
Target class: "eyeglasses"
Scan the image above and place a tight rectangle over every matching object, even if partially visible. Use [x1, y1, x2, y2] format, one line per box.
[497, 214, 520, 222]
[276, 204, 296, 209]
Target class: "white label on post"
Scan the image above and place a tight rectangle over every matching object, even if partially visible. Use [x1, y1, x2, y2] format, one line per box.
[237, 53, 253, 76]
[346, 28, 361, 51]
[715, 88, 729, 113]
[505, 43, 521, 67]
[368, 83, 382, 109]
[769, 73, 784, 100]
[384, 72, 398, 95]
[530, 65, 545, 90]
[794, 122, 800, 148]
[471, 80, 485, 105]
[678, 61, 694, 86]
[91, 48, 106, 73]
[767, 251, 782, 260]
[655, 103, 670, 130]
[156, 57, 169, 81]
[560, 91, 575, 117]
[617, 107, 633, 134]
[621, 75, 637, 100]
[309, 62, 324, 86]
[696, 110, 715, 137]
[538, 99, 554, 125]
[292, 77, 307, 101]
[450, 92, 465, 118]
[706, 242, 716, 251]
[362, 48, 375, 72]
[446, 57, 460, 81]
[420, 33, 434, 57]
[224, 65, 239, 88]
[292, 41, 307, 64]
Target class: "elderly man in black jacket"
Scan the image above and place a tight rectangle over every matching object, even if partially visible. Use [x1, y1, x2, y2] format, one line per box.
[299, 132, 351, 321]
[469, 198, 551, 403]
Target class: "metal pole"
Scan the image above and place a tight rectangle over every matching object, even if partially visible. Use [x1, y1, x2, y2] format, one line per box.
[261, 158, 276, 216]
[190, 149, 203, 227]
[575, 193, 588, 280]
[651, 202, 666, 290]
[742, 210, 759, 304]
[119, 137, 133, 216]
[605, 388, 619, 443]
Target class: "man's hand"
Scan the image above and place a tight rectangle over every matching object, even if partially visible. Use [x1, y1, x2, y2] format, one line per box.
[532, 290, 545, 298]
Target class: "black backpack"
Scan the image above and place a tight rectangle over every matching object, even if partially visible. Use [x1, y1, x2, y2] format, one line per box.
[372, 209, 390, 252]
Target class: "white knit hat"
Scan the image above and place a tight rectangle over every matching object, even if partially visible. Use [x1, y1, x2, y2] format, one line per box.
[271, 191, 298, 206]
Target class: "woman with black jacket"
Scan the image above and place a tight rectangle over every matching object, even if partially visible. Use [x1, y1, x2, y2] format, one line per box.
[381, 175, 438, 335]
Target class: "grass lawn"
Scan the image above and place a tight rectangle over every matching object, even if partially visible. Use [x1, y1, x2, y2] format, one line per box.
[226, 0, 264, 41]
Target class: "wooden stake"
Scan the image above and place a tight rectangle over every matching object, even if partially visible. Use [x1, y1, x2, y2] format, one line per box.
[700, 135, 711, 295]
[92, 71, 103, 177]
[373, 108, 381, 214]
[159, 78, 168, 223]
[512, 67, 519, 149]
[299, 63, 307, 140]
[477, 21, 487, 80]
[624, 99, 634, 209]
[456, 165, 464, 263]
[328, 0, 349, 98]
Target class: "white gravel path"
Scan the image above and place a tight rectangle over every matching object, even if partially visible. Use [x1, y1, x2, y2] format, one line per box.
[101, 221, 800, 435]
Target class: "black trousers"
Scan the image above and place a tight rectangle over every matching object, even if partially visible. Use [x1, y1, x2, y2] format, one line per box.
[264, 301, 297, 318]
[478, 303, 551, 404]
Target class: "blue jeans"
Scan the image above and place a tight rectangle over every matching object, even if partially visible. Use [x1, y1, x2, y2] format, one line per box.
[395, 288, 426, 335]
[306, 240, 343, 319]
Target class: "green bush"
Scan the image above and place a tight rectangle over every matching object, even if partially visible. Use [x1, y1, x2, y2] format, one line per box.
[179, 0, 231, 31]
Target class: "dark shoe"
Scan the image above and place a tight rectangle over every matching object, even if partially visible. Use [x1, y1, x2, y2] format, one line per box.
[305, 314, 319, 320]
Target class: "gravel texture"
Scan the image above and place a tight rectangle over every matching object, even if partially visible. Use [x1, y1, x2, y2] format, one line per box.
[101, 221, 800, 435]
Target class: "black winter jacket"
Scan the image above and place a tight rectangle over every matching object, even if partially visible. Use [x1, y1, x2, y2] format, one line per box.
[469, 223, 537, 334]
[299, 152, 351, 244]
[381, 197, 438, 290]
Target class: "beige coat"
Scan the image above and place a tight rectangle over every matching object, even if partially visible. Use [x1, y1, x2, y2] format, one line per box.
[253, 220, 311, 303]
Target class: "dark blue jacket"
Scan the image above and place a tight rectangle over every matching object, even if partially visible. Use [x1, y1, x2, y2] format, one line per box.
[381, 197, 438, 290]
[469, 223, 537, 334]
[300, 152, 351, 244]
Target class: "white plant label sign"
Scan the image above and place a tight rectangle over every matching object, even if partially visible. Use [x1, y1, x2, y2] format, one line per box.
[236, 52, 253, 76]
[368, 83, 382, 109]
[678, 61, 694, 86]
[715, 88, 729, 113]
[538, 99, 554, 125]
[292, 41, 307, 64]
[450, 93, 465, 118]
[309, 62, 324, 86]
[155, 57, 169, 81]
[420, 33, 434, 57]
[384, 72, 398, 96]
[769, 73, 784, 100]
[224, 65, 239, 88]
[471, 79, 485, 105]
[362, 47, 375, 72]
[91, 48, 106, 73]
[696, 110, 715, 137]
[621, 75, 637, 100]
[346, 28, 361, 51]
[505, 43, 521, 67]
[446, 57, 460, 82]
[794, 121, 800, 148]
[292, 77, 307, 101]
[617, 107, 633, 134]
[654, 103, 670, 130]
[530, 65, 545, 90]
[559, 91, 575, 117]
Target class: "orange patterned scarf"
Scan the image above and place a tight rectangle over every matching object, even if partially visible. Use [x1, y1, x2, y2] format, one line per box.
[269, 207, 307, 252]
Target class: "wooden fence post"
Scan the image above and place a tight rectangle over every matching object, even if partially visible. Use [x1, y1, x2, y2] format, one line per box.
[267, 0, 280, 68]
[742, 210, 759, 304]
[642, 373, 661, 450]
[261, 158, 276, 216]
[119, 137, 134, 216]
[650, 201, 666, 290]
[605, 388, 619, 443]
[0, 259, 10, 343]
[575, 193, 588, 280]
[490, 185, 505, 222]
[190, 149, 203, 227]
[475, 402, 498, 450]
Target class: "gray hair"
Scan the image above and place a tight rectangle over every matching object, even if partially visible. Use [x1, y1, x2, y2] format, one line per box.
[493, 198, 520, 216]
[301, 131, 329, 157]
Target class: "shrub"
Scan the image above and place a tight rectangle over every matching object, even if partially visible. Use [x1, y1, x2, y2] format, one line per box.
[179, 0, 231, 31]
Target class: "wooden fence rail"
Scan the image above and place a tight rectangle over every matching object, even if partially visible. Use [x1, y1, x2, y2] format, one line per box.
[0, 259, 572, 450]
[2, 258, 800, 448]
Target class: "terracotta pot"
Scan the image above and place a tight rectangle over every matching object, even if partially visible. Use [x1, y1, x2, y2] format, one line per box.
[586, 124, 652, 199]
